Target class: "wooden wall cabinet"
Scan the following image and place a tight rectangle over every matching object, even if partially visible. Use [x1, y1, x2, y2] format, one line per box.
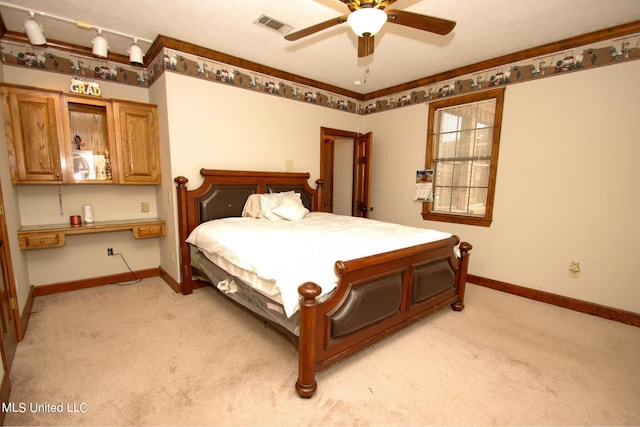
[1, 86, 65, 183]
[113, 101, 160, 184]
[1, 84, 160, 185]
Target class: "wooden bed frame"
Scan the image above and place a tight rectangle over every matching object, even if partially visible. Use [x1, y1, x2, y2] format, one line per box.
[175, 169, 472, 398]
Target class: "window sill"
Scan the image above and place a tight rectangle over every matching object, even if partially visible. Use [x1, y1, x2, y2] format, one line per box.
[421, 207, 492, 227]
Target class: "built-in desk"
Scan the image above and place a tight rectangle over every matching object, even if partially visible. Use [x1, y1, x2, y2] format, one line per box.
[18, 218, 165, 250]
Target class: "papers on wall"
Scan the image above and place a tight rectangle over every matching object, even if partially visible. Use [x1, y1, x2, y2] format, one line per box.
[414, 170, 434, 202]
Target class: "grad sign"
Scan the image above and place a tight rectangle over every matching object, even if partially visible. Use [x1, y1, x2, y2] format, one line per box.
[70, 78, 102, 96]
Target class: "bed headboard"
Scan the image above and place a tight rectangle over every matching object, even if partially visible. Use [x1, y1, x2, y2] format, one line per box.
[174, 169, 322, 294]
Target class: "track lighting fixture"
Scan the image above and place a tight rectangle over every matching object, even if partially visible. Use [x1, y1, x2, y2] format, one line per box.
[92, 29, 109, 58]
[0, 1, 152, 65]
[23, 11, 47, 45]
[129, 39, 144, 66]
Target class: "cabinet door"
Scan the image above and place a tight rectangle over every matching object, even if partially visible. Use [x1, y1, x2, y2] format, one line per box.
[114, 102, 160, 184]
[62, 95, 117, 184]
[1, 87, 65, 183]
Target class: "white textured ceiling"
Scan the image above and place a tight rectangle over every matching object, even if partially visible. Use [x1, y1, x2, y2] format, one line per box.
[1, 0, 639, 94]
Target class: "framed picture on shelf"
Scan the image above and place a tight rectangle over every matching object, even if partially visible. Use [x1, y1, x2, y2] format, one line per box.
[73, 150, 95, 180]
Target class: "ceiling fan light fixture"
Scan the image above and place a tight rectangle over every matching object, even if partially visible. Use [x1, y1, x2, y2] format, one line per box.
[129, 39, 144, 66]
[24, 12, 47, 45]
[347, 8, 387, 37]
[92, 29, 109, 58]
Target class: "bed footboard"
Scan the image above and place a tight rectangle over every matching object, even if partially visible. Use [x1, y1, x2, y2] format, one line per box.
[295, 237, 472, 398]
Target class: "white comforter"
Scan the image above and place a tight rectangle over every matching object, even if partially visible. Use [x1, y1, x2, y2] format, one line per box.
[186, 212, 452, 317]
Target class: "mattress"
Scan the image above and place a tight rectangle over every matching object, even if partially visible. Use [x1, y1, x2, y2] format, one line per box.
[187, 212, 453, 317]
[191, 249, 301, 336]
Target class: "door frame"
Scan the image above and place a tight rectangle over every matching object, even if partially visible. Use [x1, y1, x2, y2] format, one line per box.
[0, 181, 21, 373]
[319, 127, 370, 216]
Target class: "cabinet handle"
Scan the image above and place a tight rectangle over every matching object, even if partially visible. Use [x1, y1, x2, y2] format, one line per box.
[39, 238, 44, 243]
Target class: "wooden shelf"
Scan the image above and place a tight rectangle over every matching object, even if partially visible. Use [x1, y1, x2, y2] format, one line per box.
[18, 218, 165, 250]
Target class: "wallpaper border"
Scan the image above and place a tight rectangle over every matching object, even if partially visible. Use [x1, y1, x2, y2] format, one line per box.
[2, 32, 639, 115]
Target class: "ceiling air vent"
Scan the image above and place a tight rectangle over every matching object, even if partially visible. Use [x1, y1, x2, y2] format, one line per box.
[254, 14, 293, 35]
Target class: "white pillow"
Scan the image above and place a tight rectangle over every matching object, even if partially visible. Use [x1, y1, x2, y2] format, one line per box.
[272, 196, 309, 221]
[241, 194, 263, 218]
[259, 192, 288, 220]
[259, 191, 300, 220]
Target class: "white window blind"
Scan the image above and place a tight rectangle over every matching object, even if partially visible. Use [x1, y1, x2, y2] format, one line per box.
[432, 99, 496, 217]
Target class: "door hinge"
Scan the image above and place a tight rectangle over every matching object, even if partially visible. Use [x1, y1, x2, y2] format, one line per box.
[9, 297, 17, 310]
[0, 202, 4, 216]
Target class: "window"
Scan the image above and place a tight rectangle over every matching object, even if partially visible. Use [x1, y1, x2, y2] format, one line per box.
[422, 87, 505, 227]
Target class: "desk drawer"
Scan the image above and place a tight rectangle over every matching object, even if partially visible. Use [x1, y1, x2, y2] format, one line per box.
[133, 224, 165, 238]
[20, 233, 64, 249]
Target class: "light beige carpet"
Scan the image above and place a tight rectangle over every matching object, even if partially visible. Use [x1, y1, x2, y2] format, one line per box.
[4, 278, 640, 426]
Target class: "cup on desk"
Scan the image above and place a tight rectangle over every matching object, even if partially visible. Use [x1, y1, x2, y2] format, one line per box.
[70, 215, 82, 226]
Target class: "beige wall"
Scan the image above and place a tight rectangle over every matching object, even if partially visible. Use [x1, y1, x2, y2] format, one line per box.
[333, 137, 354, 216]
[158, 72, 359, 282]
[1, 58, 638, 316]
[365, 60, 640, 313]
[147, 73, 173, 286]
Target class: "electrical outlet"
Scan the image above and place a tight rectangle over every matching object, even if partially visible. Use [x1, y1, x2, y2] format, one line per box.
[107, 247, 113, 256]
[569, 261, 580, 278]
[140, 202, 149, 213]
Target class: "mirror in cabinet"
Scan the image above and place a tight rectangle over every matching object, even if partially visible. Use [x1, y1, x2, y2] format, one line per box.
[62, 96, 117, 184]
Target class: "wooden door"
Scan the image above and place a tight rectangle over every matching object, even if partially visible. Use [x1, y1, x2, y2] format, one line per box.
[320, 137, 334, 212]
[114, 102, 160, 184]
[0, 193, 19, 372]
[1, 87, 64, 183]
[353, 132, 373, 218]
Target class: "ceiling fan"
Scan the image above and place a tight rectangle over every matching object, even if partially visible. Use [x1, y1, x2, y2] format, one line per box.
[284, 0, 456, 58]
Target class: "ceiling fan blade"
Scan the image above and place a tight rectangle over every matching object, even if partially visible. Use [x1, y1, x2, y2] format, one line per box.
[284, 15, 348, 41]
[385, 9, 456, 35]
[357, 35, 375, 57]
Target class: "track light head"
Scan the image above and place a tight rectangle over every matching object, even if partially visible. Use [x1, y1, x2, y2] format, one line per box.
[92, 29, 109, 58]
[24, 12, 47, 45]
[128, 39, 144, 66]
